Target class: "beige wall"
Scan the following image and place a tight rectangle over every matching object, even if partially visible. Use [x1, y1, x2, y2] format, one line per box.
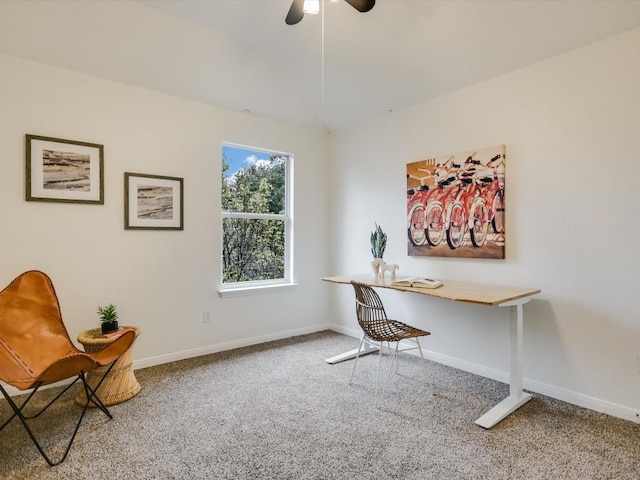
[328, 27, 640, 422]
[0, 53, 331, 385]
[2, 13, 640, 424]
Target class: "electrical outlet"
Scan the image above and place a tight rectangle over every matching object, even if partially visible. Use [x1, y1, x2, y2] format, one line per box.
[203, 311, 212, 323]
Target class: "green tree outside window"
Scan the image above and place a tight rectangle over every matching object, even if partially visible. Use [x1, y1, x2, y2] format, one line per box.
[222, 147, 290, 283]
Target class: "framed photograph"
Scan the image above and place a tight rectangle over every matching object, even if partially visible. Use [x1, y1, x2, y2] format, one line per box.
[26, 134, 104, 204]
[124, 172, 184, 230]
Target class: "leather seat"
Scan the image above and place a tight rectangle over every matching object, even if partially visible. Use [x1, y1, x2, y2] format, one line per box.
[0, 270, 136, 466]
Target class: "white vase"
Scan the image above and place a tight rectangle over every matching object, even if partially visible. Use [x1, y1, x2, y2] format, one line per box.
[372, 258, 384, 278]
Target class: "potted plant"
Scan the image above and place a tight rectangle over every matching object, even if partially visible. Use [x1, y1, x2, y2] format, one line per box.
[370, 223, 387, 277]
[370, 223, 387, 260]
[97, 303, 119, 334]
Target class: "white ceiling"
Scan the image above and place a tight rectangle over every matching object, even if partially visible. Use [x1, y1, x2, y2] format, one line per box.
[1, 0, 640, 132]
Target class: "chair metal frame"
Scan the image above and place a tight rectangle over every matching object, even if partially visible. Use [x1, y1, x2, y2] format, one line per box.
[0, 270, 135, 466]
[0, 364, 117, 466]
[349, 281, 431, 400]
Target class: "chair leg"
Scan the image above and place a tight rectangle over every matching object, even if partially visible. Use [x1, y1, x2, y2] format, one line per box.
[0, 386, 39, 431]
[23, 377, 82, 420]
[394, 341, 401, 373]
[0, 364, 117, 466]
[351, 336, 389, 404]
[381, 338, 428, 400]
[349, 335, 367, 385]
[375, 342, 384, 402]
[81, 371, 114, 418]
[384, 341, 398, 376]
[415, 337, 425, 359]
[381, 342, 399, 397]
[0, 382, 88, 466]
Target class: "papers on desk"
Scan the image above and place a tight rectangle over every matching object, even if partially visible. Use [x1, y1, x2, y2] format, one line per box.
[390, 277, 443, 289]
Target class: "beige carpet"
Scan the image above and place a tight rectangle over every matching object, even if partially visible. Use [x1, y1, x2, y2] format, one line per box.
[1, 331, 639, 479]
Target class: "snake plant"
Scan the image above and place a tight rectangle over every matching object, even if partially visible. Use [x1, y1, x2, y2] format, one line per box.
[370, 223, 387, 259]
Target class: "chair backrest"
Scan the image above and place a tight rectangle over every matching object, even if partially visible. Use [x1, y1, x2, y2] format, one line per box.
[351, 281, 391, 341]
[0, 270, 79, 389]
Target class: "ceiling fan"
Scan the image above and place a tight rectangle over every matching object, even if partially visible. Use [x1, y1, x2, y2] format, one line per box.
[285, 0, 376, 25]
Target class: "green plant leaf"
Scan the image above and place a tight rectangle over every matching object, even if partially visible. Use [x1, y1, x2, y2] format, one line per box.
[97, 303, 118, 324]
[370, 222, 387, 258]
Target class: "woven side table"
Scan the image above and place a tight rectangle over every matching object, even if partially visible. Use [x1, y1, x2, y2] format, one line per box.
[75, 326, 141, 407]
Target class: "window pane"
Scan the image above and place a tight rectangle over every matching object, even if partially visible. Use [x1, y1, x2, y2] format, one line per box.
[222, 218, 285, 282]
[222, 146, 285, 214]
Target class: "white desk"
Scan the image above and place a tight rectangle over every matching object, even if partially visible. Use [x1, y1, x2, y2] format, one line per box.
[322, 274, 541, 429]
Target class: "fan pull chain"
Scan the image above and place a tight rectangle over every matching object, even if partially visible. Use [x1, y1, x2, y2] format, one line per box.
[321, 0, 325, 100]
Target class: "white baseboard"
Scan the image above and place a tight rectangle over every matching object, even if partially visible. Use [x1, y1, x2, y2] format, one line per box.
[132, 323, 332, 370]
[4, 323, 638, 425]
[327, 324, 362, 339]
[1, 378, 73, 399]
[326, 324, 640, 424]
[1, 324, 332, 398]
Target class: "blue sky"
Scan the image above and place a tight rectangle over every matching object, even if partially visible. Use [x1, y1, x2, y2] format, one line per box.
[222, 145, 272, 178]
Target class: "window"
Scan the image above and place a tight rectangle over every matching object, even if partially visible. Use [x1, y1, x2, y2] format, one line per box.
[220, 143, 293, 293]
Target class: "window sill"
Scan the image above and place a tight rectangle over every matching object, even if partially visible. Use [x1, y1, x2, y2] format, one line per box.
[218, 282, 299, 298]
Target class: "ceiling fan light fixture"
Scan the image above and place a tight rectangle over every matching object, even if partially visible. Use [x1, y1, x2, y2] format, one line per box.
[286, 0, 374, 25]
[303, 0, 320, 15]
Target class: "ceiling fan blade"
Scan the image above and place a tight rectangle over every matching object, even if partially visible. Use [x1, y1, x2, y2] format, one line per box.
[285, 0, 305, 25]
[343, 0, 376, 13]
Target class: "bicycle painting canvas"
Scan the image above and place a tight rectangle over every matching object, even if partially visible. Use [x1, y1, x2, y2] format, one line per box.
[406, 144, 505, 259]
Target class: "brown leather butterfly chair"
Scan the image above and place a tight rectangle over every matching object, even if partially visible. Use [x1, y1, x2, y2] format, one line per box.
[0, 270, 135, 466]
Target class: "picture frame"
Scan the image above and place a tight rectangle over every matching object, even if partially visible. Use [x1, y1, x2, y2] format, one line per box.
[406, 144, 506, 259]
[124, 172, 184, 230]
[25, 134, 104, 204]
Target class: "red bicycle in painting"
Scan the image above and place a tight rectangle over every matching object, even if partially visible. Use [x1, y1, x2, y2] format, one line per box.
[473, 154, 505, 236]
[407, 162, 504, 250]
[423, 176, 461, 247]
[407, 186, 431, 246]
[407, 150, 505, 251]
[444, 177, 489, 249]
[407, 171, 458, 247]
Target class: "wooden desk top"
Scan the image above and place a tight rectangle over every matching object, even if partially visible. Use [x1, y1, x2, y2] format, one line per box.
[322, 274, 540, 306]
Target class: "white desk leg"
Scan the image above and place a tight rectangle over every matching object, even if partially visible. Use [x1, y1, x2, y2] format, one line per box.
[475, 302, 532, 428]
[325, 344, 379, 364]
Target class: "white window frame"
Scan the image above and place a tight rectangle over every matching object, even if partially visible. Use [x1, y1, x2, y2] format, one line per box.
[218, 143, 295, 297]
